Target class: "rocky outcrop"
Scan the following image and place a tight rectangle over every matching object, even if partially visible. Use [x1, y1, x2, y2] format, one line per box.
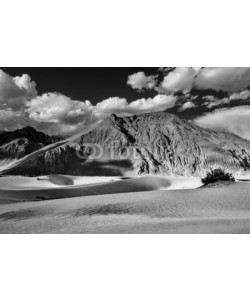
[0, 138, 43, 160]
[0, 127, 62, 165]
[1, 112, 250, 176]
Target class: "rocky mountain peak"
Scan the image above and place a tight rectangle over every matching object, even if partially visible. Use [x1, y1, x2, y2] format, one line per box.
[1, 111, 250, 176]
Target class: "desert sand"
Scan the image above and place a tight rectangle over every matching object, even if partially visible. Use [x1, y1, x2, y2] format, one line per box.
[0, 174, 121, 189]
[0, 175, 202, 202]
[0, 176, 173, 203]
[0, 174, 250, 233]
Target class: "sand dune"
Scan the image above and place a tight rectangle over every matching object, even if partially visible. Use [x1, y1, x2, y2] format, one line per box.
[2, 174, 248, 234]
[0, 174, 201, 188]
[37, 174, 75, 186]
[1, 182, 250, 233]
[0, 176, 171, 203]
[0, 175, 58, 189]
[0, 175, 121, 189]
[161, 176, 201, 190]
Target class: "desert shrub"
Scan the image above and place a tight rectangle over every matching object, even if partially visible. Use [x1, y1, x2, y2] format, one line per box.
[201, 168, 235, 185]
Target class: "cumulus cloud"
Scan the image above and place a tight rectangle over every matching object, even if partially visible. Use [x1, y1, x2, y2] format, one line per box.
[125, 94, 177, 113]
[195, 68, 250, 92]
[194, 106, 250, 140]
[95, 94, 177, 115]
[170, 67, 250, 93]
[26, 93, 99, 136]
[0, 68, 178, 136]
[27, 93, 95, 125]
[0, 69, 37, 132]
[1, 68, 250, 138]
[129, 68, 250, 95]
[0, 109, 26, 131]
[159, 67, 201, 94]
[0, 70, 37, 111]
[26, 93, 177, 135]
[127, 71, 157, 91]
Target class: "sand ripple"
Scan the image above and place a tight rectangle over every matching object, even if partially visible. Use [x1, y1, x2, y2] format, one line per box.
[1, 182, 250, 233]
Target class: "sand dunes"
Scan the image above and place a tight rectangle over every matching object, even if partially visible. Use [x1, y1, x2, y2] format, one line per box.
[0, 175, 173, 203]
[0, 175, 202, 203]
[0, 175, 120, 189]
[1, 182, 250, 233]
[1, 174, 250, 234]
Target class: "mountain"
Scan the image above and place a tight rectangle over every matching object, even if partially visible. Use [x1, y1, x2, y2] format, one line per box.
[0, 126, 62, 167]
[0, 126, 61, 147]
[1, 112, 250, 176]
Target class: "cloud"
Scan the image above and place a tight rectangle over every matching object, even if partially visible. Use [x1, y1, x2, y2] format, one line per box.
[228, 89, 250, 101]
[127, 71, 157, 91]
[178, 101, 195, 112]
[159, 67, 201, 94]
[129, 68, 250, 95]
[206, 98, 229, 108]
[202, 89, 250, 108]
[0, 109, 27, 131]
[0, 70, 37, 111]
[0, 69, 37, 132]
[0, 68, 178, 136]
[26, 93, 99, 136]
[126, 94, 177, 113]
[203, 95, 216, 102]
[95, 94, 177, 115]
[194, 106, 250, 140]
[27, 93, 95, 125]
[1, 68, 250, 138]
[26, 93, 177, 135]
[195, 68, 250, 92]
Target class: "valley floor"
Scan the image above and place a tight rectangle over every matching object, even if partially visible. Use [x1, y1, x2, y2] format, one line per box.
[0, 175, 250, 233]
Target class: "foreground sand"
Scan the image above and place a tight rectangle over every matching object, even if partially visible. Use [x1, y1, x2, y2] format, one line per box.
[1, 181, 250, 233]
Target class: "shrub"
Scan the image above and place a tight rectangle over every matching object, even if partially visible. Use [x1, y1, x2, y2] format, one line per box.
[201, 168, 235, 185]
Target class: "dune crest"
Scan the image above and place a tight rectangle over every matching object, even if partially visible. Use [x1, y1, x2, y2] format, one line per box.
[0, 175, 174, 203]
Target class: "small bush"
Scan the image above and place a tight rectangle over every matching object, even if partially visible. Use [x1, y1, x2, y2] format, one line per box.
[201, 168, 235, 185]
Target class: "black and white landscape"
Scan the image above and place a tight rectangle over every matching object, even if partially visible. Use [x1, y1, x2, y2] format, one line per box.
[1, 67, 250, 233]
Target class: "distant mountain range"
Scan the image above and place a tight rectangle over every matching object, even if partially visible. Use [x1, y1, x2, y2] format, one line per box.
[0, 126, 62, 164]
[1, 112, 250, 176]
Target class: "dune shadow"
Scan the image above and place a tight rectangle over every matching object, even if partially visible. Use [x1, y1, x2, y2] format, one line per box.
[80, 159, 134, 176]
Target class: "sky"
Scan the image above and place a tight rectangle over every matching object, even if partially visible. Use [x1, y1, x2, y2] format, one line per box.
[1, 67, 250, 139]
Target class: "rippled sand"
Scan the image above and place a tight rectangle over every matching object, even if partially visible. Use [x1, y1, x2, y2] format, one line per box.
[1, 182, 250, 233]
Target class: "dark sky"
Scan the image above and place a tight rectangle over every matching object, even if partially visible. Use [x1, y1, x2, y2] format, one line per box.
[1, 67, 250, 139]
[0, 67, 211, 121]
[2, 67, 250, 124]
[1, 67, 159, 104]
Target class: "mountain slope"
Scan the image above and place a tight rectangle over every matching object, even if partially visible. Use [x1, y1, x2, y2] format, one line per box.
[1, 112, 250, 176]
[0, 126, 61, 147]
[0, 127, 62, 167]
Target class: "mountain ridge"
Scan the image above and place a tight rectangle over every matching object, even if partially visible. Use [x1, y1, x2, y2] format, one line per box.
[0, 126, 62, 146]
[0, 126, 63, 166]
[1, 111, 250, 176]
